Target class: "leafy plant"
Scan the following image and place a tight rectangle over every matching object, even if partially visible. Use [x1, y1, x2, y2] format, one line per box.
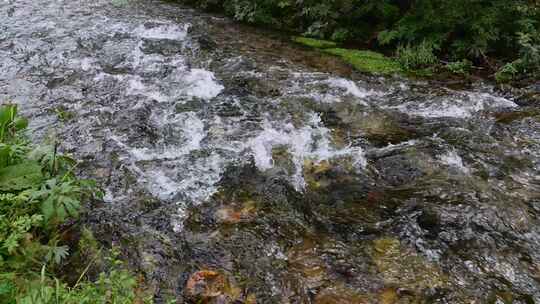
[396, 41, 438, 71]
[446, 59, 472, 75]
[495, 62, 519, 83]
[0, 105, 28, 143]
[32, 178, 82, 223]
[0, 104, 150, 303]
[183, 0, 540, 78]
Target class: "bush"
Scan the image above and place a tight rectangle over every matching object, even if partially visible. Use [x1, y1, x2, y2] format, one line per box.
[396, 41, 438, 70]
[182, 0, 540, 78]
[495, 62, 520, 83]
[445, 59, 472, 75]
[0, 104, 150, 304]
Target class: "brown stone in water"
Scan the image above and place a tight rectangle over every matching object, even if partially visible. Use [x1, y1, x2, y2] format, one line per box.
[185, 270, 242, 304]
[185, 270, 226, 303]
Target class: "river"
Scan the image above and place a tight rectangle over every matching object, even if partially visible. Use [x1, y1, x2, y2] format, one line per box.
[1, 0, 540, 302]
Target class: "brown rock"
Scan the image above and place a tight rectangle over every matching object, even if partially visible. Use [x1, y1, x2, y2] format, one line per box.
[185, 270, 241, 304]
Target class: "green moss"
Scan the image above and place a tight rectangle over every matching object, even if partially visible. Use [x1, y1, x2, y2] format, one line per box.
[293, 37, 337, 49]
[324, 48, 402, 75]
[371, 238, 447, 290]
[293, 36, 402, 75]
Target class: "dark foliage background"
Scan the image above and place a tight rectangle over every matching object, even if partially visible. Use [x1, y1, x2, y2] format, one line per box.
[183, 0, 540, 78]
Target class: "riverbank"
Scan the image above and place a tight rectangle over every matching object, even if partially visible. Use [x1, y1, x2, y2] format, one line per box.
[0, 105, 153, 303]
[178, 0, 540, 84]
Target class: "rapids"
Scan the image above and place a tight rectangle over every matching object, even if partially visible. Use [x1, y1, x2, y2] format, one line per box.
[1, 0, 540, 302]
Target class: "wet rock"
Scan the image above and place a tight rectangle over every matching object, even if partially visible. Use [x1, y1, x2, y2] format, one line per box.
[416, 208, 440, 236]
[371, 238, 446, 292]
[223, 75, 281, 98]
[287, 238, 328, 290]
[214, 200, 256, 224]
[334, 107, 419, 146]
[175, 98, 206, 112]
[379, 288, 400, 304]
[513, 88, 540, 107]
[374, 153, 429, 187]
[197, 35, 217, 50]
[494, 108, 540, 124]
[97, 40, 135, 74]
[140, 38, 184, 56]
[314, 285, 368, 304]
[270, 146, 295, 176]
[184, 270, 240, 304]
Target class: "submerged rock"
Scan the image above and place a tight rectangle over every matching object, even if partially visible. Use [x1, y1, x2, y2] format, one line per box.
[371, 238, 446, 292]
[184, 270, 240, 304]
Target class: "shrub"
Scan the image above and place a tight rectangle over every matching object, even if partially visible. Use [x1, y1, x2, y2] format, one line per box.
[396, 41, 438, 71]
[495, 62, 520, 83]
[181, 0, 540, 78]
[446, 59, 472, 75]
[0, 104, 150, 304]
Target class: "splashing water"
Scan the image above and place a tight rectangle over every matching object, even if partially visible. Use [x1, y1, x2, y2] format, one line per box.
[2, 0, 540, 301]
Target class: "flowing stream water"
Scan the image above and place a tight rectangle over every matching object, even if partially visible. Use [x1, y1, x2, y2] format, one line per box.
[1, 0, 540, 302]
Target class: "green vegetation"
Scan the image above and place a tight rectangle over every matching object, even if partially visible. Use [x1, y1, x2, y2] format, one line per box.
[396, 41, 438, 71]
[294, 36, 406, 75]
[445, 59, 473, 76]
[293, 37, 336, 49]
[0, 104, 150, 303]
[184, 0, 540, 81]
[294, 36, 401, 74]
[324, 48, 401, 75]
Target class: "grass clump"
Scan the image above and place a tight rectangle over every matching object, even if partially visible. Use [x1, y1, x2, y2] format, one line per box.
[445, 59, 472, 75]
[396, 41, 438, 71]
[0, 104, 151, 303]
[324, 48, 401, 75]
[293, 36, 400, 75]
[293, 37, 337, 49]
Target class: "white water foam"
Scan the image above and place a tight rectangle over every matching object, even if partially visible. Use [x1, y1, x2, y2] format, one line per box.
[392, 91, 517, 118]
[130, 112, 206, 161]
[327, 77, 374, 101]
[180, 69, 224, 100]
[249, 113, 366, 189]
[438, 150, 470, 174]
[126, 76, 168, 102]
[285, 75, 378, 105]
[134, 23, 189, 41]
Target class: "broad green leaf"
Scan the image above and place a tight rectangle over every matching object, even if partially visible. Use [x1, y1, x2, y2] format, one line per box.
[38, 179, 81, 222]
[0, 105, 16, 127]
[45, 245, 69, 264]
[0, 145, 9, 168]
[0, 162, 43, 191]
[13, 117, 28, 131]
[41, 196, 55, 221]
